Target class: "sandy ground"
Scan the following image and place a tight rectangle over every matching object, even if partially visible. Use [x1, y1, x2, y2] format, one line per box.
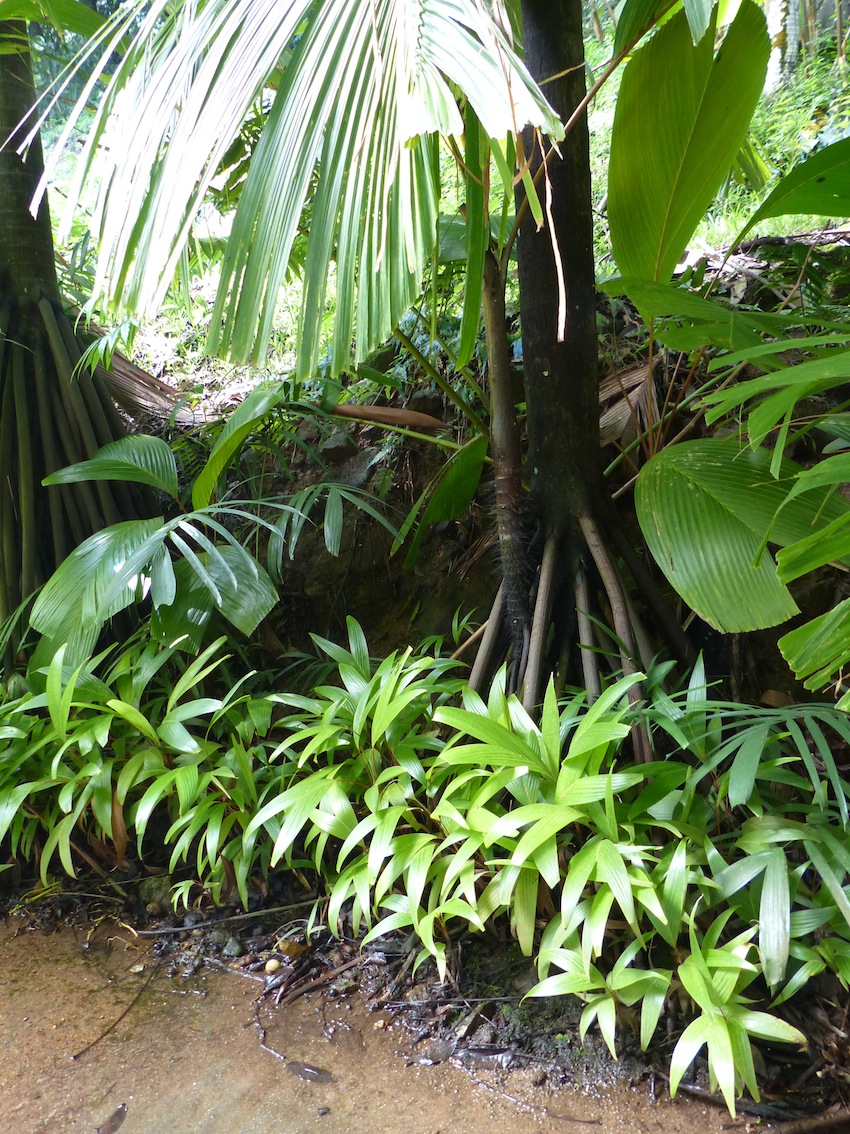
[0, 918, 730, 1134]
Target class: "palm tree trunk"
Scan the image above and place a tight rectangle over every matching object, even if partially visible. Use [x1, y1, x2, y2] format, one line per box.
[517, 0, 601, 537]
[487, 0, 687, 738]
[0, 21, 148, 637]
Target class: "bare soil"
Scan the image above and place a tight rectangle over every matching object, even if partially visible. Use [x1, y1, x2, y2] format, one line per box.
[0, 916, 733, 1134]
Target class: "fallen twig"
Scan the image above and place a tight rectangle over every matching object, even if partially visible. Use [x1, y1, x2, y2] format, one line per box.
[71, 962, 161, 1060]
[467, 1074, 601, 1125]
[201, 956, 265, 982]
[253, 1002, 287, 1062]
[274, 956, 368, 1008]
[130, 900, 317, 937]
[773, 1107, 850, 1134]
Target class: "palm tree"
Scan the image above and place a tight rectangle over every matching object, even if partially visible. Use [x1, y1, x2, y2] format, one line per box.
[44, 0, 740, 707]
[0, 20, 151, 641]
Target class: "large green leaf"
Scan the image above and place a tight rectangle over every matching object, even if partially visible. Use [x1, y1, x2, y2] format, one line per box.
[30, 518, 165, 654]
[192, 384, 284, 509]
[30, 507, 278, 659]
[609, 1, 768, 284]
[602, 278, 768, 353]
[44, 435, 179, 498]
[738, 138, 850, 243]
[635, 440, 850, 632]
[779, 599, 850, 697]
[47, 0, 561, 373]
[403, 435, 488, 566]
[613, 0, 681, 56]
[2, 0, 108, 38]
[152, 547, 277, 645]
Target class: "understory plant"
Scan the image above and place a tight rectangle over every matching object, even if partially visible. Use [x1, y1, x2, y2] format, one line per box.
[0, 632, 281, 906]
[28, 384, 397, 662]
[8, 622, 850, 1112]
[246, 637, 850, 1114]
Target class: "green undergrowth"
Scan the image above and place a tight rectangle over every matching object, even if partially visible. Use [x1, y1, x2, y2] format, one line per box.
[4, 619, 850, 1111]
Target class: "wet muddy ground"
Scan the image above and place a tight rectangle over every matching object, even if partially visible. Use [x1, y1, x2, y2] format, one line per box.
[0, 917, 733, 1134]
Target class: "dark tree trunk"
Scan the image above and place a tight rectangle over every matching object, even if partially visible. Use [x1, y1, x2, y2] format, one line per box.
[0, 22, 148, 642]
[517, 0, 600, 535]
[0, 24, 60, 313]
[478, 0, 686, 735]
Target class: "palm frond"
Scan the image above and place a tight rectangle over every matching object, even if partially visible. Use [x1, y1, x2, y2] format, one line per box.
[46, 0, 561, 373]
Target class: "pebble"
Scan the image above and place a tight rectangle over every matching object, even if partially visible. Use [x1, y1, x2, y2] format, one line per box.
[287, 1062, 334, 1084]
[222, 935, 244, 958]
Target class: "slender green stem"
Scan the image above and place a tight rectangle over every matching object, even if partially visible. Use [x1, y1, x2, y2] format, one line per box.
[13, 348, 36, 599]
[410, 306, 490, 411]
[394, 325, 488, 436]
[32, 338, 68, 566]
[39, 298, 121, 526]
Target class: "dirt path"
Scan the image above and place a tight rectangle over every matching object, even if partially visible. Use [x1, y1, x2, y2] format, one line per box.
[0, 918, 730, 1134]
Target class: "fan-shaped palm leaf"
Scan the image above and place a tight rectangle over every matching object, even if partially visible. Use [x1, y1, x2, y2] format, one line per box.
[40, 0, 560, 375]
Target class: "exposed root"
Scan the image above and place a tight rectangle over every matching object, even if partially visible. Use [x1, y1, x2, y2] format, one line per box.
[574, 563, 602, 700]
[579, 512, 652, 762]
[522, 533, 558, 712]
[469, 584, 505, 694]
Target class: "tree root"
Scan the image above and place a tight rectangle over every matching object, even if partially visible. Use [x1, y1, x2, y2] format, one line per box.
[0, 297, 152, 627]
[467, 508, 669, 763]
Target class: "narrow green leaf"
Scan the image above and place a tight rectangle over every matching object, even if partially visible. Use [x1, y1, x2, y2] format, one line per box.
[106, 699, 159, 744]
[596, 840, 636, 927]
[513, 868, 538, 957]
[609, 2, 768, 284]
[323, 488, 344, 557]
[728, 725, 768, 807]
[44, 436, 179, 497]
[192, 385, 283, 509]
[779, 599, 850, 689]
[670, 1020, 711, 1097]
[777, 513, 850, 583]
[404, 436, 487, 566]
[457, 110, 487, 369]
[45, 644, 69, 741]
[739, 137, 850, 244]
[759, 848, 790, 987]
[705, 1015, 737, 1115]
[805, 839, 850, 931]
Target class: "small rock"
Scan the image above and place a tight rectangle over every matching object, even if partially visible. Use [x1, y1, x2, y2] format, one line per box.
[417, 1038, 456, 1065]
[457, 1047, 512, 1071]
[222, 935, 244, 958]
[139, 876, 172, 908]
[317, 1108, 330, 1118]
[319, 428, 357, 462]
